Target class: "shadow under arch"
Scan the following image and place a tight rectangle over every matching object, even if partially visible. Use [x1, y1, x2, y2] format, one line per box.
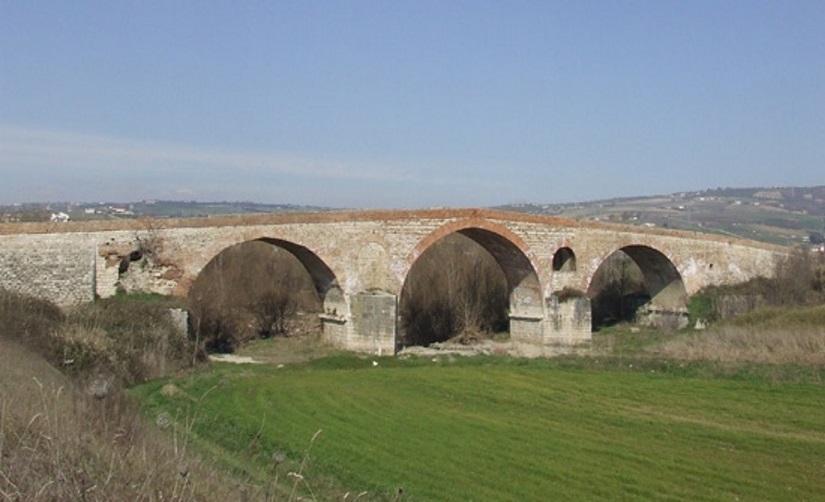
[587, 244, 688, 329]
[256, 237, 344, 312]
[187, 238, 345, 351]
[401, 219, 544, 346]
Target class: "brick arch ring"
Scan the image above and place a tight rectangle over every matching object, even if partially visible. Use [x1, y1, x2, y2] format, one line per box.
[402, 217, 543, 282]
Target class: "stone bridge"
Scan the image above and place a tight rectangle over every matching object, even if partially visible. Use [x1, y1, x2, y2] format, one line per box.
[0, 209, 784, 354]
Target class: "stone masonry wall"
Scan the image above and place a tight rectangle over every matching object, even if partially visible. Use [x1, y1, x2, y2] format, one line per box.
[0, 209, 786, 353]
[0, 232, 99, 306]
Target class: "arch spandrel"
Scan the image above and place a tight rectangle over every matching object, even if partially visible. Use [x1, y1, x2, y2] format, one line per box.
[350, 241, 399, 294]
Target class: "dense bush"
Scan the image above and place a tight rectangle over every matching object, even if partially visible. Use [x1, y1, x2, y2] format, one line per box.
[61, 296, 197, 385]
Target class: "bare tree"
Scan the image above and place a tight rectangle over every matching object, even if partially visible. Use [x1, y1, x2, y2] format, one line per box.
[188, 241, 320, 352]
[770, 246, 825, 306]
[399, 234, 508, 346]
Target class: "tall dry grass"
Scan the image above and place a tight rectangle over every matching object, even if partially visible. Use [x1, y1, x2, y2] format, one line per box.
[653, 305, 825, 366]
[0, 291, 277, 500]
[654, 326, 825, 366]
[0, 339, 241, 501]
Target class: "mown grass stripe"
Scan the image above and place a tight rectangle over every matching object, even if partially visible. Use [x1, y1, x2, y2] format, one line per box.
[134, 360, 825, 501]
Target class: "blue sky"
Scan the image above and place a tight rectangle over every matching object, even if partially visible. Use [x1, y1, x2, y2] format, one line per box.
[1, 1, 823, 208]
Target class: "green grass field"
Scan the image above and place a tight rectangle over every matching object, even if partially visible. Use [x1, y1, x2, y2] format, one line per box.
[132, 354, 825, 501]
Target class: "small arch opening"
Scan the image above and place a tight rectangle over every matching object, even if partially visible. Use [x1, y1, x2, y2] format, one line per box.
[552, 247, 577, 272]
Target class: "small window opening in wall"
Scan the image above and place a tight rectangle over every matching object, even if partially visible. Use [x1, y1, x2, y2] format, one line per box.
[129, 250, 143, 262]
[709, 263, 714, 269]
[552, 247, 577, 272]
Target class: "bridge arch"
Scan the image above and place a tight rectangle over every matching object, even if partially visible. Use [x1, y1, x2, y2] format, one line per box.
[187, 238, 345, 348]
[401, 219, 544, 346]
[587, 244, 688, 328]
[253, 238, 346, 315]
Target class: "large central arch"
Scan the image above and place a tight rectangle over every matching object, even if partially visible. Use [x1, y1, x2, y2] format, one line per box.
[402, 219, 544, 345]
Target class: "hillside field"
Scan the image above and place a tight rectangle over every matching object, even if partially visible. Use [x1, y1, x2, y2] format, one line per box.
[132, 355, 825, 501]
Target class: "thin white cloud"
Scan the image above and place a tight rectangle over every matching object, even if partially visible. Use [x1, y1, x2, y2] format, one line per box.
[0, 125, 515, 207]
[0, 126, 418, 182]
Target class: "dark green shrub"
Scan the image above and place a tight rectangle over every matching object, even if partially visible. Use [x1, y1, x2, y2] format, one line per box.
[687, 293, 716, 324]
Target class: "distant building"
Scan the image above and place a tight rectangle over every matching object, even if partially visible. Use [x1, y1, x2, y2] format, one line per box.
[50, 212, 70, 222]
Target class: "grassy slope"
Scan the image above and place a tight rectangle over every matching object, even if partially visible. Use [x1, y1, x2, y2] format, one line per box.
[133, 356, 825, 501]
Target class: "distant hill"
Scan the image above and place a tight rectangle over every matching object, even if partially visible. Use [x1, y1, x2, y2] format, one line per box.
[496, 186, 825, 246]
[0, 200, 336, 223]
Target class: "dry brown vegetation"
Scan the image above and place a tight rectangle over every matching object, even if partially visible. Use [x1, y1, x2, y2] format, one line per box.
[187, 240, 322, 353]
[654, 248, 825, 366]
[0, 290, 198, 389]
[652, 305, 825, 366]
[0, 339, 244, 501]
[399, 234, 508, 347]
[0, 288, 251, 500]
[654, 325, 825, 366]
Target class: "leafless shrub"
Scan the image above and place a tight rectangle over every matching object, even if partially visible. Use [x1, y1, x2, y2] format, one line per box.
[770, 246, 825, 306]
[399, 234, 508, 346]
[188, 241, 321, 353]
